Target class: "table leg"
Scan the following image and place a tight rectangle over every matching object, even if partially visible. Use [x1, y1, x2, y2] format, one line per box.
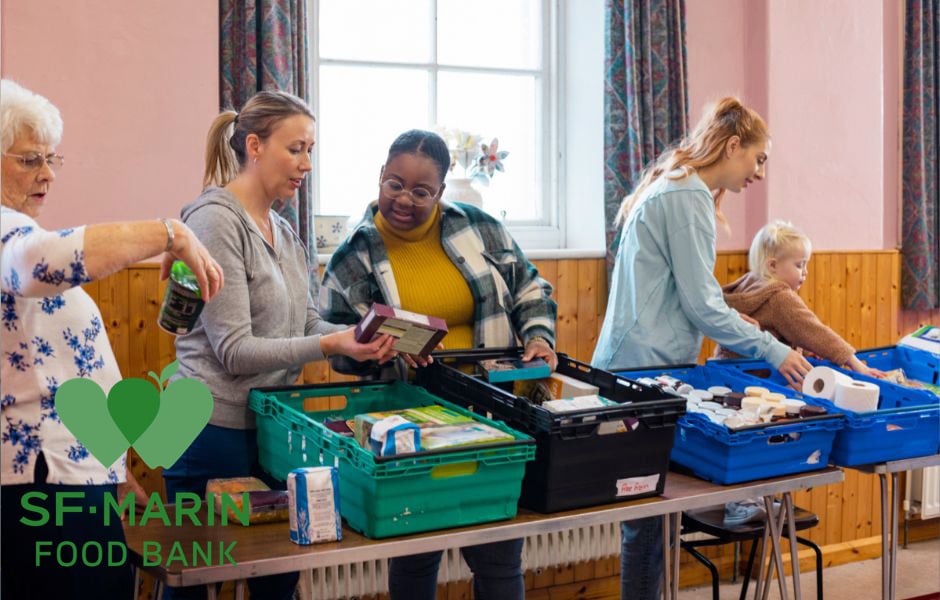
[754, 523, 770, 600]
[880, 473, 889, 600]
[783, 492, 803, 600]
[207, 582, 218, 600]
[298, 568, 314, 600]
[671, 512, 681, 600]
[763, 495, 789, 600]
[234, 579, 247, 600]
[663, 514, 672, 600]
[890, 472, 900, 600]
[131, 565, 140, 600]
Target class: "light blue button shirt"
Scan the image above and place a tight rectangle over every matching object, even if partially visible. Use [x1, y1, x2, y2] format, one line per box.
[593, 171, 791, 371]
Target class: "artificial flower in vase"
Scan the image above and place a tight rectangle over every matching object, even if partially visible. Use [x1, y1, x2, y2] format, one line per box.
[436, 127, 509, 210]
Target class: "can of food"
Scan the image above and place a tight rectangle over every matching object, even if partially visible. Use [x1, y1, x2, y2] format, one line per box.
[288, 467, 342, 545]
[157, 261, 205, 335]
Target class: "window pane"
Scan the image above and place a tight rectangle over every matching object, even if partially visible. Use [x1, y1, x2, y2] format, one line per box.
[437, 0, 542, 69]
[437, 71, 539, 221]
[317, 65, 430, 219]
[319, 0, 433, 63]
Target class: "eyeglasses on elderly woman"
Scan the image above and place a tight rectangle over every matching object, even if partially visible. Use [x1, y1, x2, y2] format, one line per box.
[3, 152, 65, 171]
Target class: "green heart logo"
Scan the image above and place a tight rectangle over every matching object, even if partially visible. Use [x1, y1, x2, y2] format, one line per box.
[134, 375, 213, 469]
[107, 378, 160, 444]
[55, 378, 130, 468]
[55, 361, 213, 470]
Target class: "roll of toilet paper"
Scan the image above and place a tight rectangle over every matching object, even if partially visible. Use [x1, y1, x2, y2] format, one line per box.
[801, 366, 853, 400]
[833, 380, 880, 412]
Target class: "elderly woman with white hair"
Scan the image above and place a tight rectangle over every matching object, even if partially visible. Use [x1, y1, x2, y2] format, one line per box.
[0, 79, 224, 599]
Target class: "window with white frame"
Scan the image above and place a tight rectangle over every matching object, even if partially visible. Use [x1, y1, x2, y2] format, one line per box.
[311, 0, 557, 242]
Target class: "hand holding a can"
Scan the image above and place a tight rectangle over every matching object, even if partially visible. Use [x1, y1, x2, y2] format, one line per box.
[159, 219, 224, 302]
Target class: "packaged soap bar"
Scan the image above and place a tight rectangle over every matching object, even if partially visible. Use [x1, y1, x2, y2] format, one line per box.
[354, 405, 473, 448]
[288, 467, 342, 545]
[514, 372, 600, 404]
[480, 358, 551, 383]
[354, 303, 448, 357]
[420, 423, 515, 450]
[205, 477, 290, 524]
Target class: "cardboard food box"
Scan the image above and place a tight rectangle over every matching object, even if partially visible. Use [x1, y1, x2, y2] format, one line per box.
[355, 303, 448, 357]
[479, 358, 551, 383]
[513, 372, 601, 404]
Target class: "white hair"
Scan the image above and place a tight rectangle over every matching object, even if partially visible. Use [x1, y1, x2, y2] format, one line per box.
[0, 79, 63, 153]
[748, 220, 812, 280]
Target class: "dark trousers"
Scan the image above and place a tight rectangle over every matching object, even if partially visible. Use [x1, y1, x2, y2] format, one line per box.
[1, 453, 133, 600]
[161, 424, 297, 600]
[389, 538, 525, 600]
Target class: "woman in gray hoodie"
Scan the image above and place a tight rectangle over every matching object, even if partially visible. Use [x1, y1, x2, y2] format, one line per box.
[163, 91, 396, 600]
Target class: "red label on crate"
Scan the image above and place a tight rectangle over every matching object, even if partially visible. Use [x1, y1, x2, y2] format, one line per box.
[615, 474, 660, 497]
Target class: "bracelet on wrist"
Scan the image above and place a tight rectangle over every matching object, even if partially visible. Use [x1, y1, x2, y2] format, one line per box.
[159, 218, 175, 253]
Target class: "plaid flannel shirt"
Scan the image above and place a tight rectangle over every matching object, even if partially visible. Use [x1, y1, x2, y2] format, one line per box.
[321, 201, 556, 374]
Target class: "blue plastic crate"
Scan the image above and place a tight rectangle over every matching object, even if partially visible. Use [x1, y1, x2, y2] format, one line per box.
[711, 358, 940, 466]
[856, 345, 940, 390]
[614, 365, 842, 484]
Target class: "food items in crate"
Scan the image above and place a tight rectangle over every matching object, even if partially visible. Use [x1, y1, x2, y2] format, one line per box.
[639, 373, 829, 430]
[882, 368, 940, 396]
[744, 386, 770, 398]
[420, 423, 515, 450]
[288, 467, 342, 545]
[354, 405, 473, 448]
[205, 477, 289, 524]
[479, 358, 551, 383]
[369, 415, 422, 456]
[542, 395, 619, 413]
[513, 372, 600, 404]
[323, 419, 354, 437]
[354, 303, 448, 357]
[354, 405, 513, 454]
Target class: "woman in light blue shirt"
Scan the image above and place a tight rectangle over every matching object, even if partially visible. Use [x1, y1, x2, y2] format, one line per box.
[593, 97, 811, 600]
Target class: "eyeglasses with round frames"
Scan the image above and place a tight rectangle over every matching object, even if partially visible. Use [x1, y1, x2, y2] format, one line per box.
[381, 179, 439, 206]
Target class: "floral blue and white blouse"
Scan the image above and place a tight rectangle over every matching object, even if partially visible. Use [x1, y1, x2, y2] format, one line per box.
[1, 206, 125, 485]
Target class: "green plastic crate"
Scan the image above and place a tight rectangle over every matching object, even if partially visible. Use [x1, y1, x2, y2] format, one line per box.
[248, 380, 535, 538]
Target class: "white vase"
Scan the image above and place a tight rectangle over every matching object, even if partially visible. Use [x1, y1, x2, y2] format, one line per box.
[441, 177, 483, 209]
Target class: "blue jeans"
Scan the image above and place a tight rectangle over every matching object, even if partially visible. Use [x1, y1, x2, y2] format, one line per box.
[620, 517, 663, 600]
[161, 424, 297, 600]
[389, 538, 524, 600]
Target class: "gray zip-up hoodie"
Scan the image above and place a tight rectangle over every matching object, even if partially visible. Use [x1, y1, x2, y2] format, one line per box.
[174, 187, 347, 429]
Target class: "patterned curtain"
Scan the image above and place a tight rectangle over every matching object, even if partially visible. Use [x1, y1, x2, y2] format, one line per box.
[219, 0, 314, 261]
[901, 0, 940, 310]
[604, 0, 689, 272]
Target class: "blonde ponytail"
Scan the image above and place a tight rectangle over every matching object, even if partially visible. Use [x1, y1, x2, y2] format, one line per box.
[203, 111, 239, 188]
[614, 97, 769, 229]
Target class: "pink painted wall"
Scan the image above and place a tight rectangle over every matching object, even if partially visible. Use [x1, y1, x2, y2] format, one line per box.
[686, 0, 901, 250]
[1, 0, 218, 239]
[686, 0, 750, 250]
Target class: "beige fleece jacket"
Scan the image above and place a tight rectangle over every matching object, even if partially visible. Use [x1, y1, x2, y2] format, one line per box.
[715, 273, 855, 365]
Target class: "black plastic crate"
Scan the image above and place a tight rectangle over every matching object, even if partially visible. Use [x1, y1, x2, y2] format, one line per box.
[416, 348, 686, 512]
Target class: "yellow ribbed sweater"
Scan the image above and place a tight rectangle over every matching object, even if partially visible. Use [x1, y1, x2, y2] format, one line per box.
[374, 206, 475, 350]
